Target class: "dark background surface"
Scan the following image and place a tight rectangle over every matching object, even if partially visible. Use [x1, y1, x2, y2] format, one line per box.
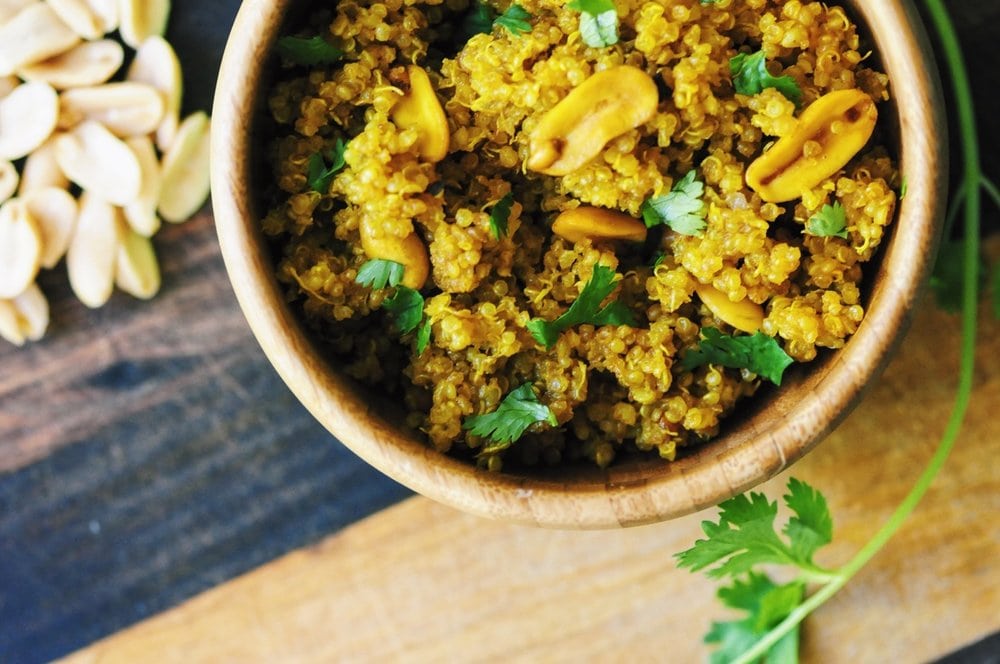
[1, 1, 997, 662]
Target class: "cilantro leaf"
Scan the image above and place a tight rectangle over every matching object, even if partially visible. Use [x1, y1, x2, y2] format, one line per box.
[355, 259, 405, 290]
[494, 4, 532, 35]
[679, 328, 793, 386]
[276, 36, 344, 66]
[707, 574, 803, 664]
[641, 170, 708, 235]
[567, 0, 618, 48]
[489, 192, 515, 239]
[675, 479, 834, 580]
[526, 264, 636, 348]
[783, 477, 834, 564]
[416, 317, 432, 354]
[463, 383, 558, 452]
[307, 138, 347, 193]
[463, 2, 496, 37]
[805, 202, 848, 239]
[382, 286, 425, 334]
[730, 50, 802, 107]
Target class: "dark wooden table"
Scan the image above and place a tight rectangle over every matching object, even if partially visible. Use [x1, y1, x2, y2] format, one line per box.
[2, 1, 998, 662]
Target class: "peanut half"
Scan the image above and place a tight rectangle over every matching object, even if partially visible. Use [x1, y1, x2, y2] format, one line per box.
[0, 282, 49, 346]
[47, 0, 105, 40]
[115, 217, 161, 300]
[0, 81, 59, 160]
[124, 135, 162, 236]
[59, 82, 165, 137]
[158, 111, 211, 223]
[56, 120, 143, 205]
[0, 159, 17, 204]
[391, 65, 450, 163]
[19, 40, 125, 90]
[127, 36, 183, 152]
[746, 88, 878, 203]
[0, 0, 33, 25]
[551, 206, 647, 244]
[695, 283, 764, 334]
[0, 3, 80, 77]
[527, 65, 659, 176]
[25, 186, 79, 269]
[67, 191, 120, 308]
[118, 0, 170, 49]
[19, 135, 70, 195]
[0, 198, 42, 298]
[360, 222, 430, 290]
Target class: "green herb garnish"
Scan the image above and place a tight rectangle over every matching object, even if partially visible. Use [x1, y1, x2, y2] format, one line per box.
[463, 383, 558, 452]
[641, 170, 708, 235]
[382, 286, 425, 334]
[567, 0, 618, 49]
[489, 192, 515, 239]
[494, 4, 532, 34]
[355, 259, 405, 290]
[679, 328, 793, 386]
[527, 264, 636, 348]
[730, 50, 802, 107]
[307, 138, 347, 193]
[804, 202, 848, 239]
[415, 317, 432, 355]
[276, 36, 344, 66]
[680, 6, 995, 661]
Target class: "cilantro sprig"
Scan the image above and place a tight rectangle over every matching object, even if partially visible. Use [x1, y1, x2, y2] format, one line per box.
[804, 202, 848, 239]
[494, 4, 533, 35]
[276, 36, 344, 66]
[730, 50, 802, 107]
[354, 258, 432, 354]
[567, 0, 619, 49]
[463, 383, 558, 453]
[527, 264, 636, 348]
[679, 328, 794, 386]
[463, 3, 533, 38]
[307, 138, 347, 193]
[641, 170, 708, 235]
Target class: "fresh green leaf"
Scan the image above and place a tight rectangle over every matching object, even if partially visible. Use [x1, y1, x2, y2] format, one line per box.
[307, 138, 347, 193]
[675, 479, 834, 580]
[489, 192, 515, 239]
[568, 0, 618, 48]
[416, 317, 432, 354]
[276, 36, 344, 66]
[730, 50, 803, 107]
[355, 259, 405, 290]
[641, 170, 708, 235]
[707, 575, 803, 664]
[679, 328, 794, 386]
[463, 383, 558, 451]
[382, 286, 425, 334]
[805, 202, 848, 239]
[463, 2, 496, 37]
[783, 477, 834, 564]
[526, 264, 636, 348]
[494, 4, 532, 34]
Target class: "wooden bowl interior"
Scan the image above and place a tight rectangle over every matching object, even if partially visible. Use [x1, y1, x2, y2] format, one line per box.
[211, 0, 946, 528]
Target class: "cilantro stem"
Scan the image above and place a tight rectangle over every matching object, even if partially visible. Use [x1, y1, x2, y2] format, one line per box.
[732, 2, 981, 661]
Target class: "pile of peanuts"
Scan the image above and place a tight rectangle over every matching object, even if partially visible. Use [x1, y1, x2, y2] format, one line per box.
[0, 0, 211, 346]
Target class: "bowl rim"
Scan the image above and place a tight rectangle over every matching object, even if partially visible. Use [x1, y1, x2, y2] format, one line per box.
[211, 0, 947, 529]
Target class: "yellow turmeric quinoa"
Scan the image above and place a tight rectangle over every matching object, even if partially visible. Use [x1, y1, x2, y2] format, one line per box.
[262, 0, 898, 470]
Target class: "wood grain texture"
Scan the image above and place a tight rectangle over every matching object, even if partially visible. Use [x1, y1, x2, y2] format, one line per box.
[213, 0, 948, 528]
[62, 291, 1000, 663]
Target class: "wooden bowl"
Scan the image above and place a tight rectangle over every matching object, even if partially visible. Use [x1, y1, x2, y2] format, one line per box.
[211, 0, 946, 528]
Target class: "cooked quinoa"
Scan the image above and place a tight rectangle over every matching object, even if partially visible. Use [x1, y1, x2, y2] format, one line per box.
[261, 0, 898, 470]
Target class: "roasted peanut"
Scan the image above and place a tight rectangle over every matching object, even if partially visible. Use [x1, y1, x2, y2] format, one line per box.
[59, 82, 165, 137]
[19, 40, 124, 90]
[128, 36, 183, 151]
[0, 282, 49, 345]
[746, 89, 877, 203]
[47, 0, 105, 40]
[695, 283, 764, 334]
[56, 120, 143, 205]
[360, 222, 430, 290]
[25, 187, 78, 269]
[0, 4, 80, 77]
[0, 198, 42, 299]
[124, 136, 162, 236]
[551, 206, 647, 244]
[67, 191, 120, 308]
[0, 81, 59, 161]
[527, 65, 658, 176]
[118, 0, 170, 49]
[158, 111, 211, 223]
[19, 135, 70, 195]
[390, 65, 449, 163]
[115, 217, 160, 299]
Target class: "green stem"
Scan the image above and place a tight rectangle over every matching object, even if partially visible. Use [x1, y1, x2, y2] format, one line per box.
[732, 1, 982, 661]
[981, 176, 1000, 211]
